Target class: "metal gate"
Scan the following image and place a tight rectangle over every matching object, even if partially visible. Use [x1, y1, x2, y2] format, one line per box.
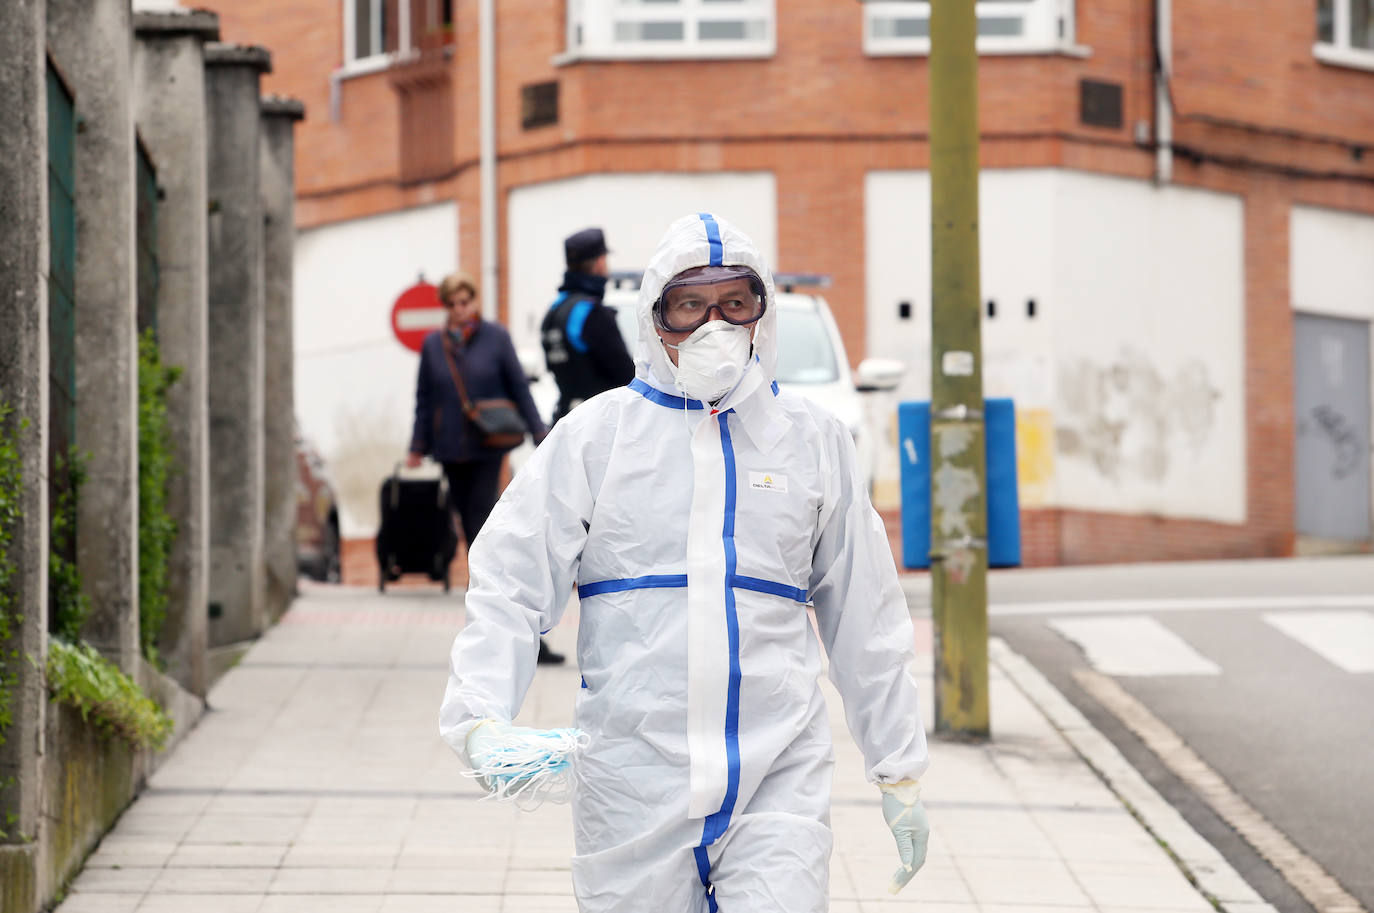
[1294, 312, 1373, 541]
[46, 61, 77, 502]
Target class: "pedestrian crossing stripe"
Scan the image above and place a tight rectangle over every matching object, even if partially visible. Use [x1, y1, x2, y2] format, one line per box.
[1263, 610, 1374, 674]
[1050, 615, 1222, 677]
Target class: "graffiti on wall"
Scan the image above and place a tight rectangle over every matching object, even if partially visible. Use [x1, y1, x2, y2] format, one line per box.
[1302, 404, 1366, 480]
[1055, 348, 1220, 485]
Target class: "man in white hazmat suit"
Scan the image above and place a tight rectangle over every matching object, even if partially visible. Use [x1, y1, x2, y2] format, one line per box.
[440, 212, 931, 912]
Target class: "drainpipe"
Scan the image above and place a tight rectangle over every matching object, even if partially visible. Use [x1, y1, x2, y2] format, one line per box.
[1154, 0, 1173, 184]
[479, 0, 497, 320]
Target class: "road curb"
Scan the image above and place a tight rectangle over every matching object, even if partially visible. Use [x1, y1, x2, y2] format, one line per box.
[989, 636, 1280, 913]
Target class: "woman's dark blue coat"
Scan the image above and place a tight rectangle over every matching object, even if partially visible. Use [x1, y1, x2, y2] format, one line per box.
[408, 323, 546, 464]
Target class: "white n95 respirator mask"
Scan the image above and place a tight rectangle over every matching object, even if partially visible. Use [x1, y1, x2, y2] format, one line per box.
[665, 321, 753, 403]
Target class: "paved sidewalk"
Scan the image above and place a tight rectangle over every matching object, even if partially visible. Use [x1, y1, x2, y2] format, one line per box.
[57, 583, 1232, 913]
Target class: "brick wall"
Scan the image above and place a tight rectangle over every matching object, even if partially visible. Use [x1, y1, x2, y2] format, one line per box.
[204, 0, 1374, 567]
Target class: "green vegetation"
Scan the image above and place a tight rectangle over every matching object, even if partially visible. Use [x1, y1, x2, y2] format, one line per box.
[46, 639, 171, 752]
[137, 329, 182, 665]
[0, 403, 23, 753]
[48, 448, 89, 643]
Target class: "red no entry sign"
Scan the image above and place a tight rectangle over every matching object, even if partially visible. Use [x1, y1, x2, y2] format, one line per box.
[390, 281, 446, 353]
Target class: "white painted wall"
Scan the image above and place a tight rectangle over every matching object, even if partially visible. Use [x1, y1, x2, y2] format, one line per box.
[1291, 203, 1374, 533]
[866, 169, 1245, 523]
[506, 172, 778, 358]
[1292, 205, 1374, 321]
[1051, 173, 1245, 524]
[294, 202, 459, 537]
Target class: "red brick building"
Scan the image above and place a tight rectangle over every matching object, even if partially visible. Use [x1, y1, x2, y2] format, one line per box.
[204, 0, 1374, 569]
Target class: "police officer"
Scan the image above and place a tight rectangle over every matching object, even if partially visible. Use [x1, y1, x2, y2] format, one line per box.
[540, 227, 635, 424]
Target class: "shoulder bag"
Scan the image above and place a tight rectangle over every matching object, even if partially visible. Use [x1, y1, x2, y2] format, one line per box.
[440, 334, 529, 452]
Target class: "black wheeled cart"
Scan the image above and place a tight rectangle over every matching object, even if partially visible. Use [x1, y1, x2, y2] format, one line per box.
[375, 464, 458, 593]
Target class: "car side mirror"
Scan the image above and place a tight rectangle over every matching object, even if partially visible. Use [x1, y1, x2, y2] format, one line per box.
[854, 357, 906, 393]
[517, 347, 545, 383]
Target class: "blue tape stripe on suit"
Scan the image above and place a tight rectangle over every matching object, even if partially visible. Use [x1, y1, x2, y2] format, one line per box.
[698, 213, 724, 266]
[577, 574, 805, 604]
[694, 845, 718, 911]
[629, 377, 704, 410]
[729, 574, 808, 604]
[576, 574, 688, 599]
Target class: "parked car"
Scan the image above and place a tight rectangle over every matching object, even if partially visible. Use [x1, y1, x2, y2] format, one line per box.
[295, 429, 341, 582]
[514, 274, 904, 489]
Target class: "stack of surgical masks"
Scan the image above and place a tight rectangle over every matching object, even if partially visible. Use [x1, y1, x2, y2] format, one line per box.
[462, 726, 589, 810]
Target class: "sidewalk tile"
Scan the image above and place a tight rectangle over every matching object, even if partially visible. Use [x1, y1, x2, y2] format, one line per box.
[83, 838, 178, 869]
[978, 906, 1099, 913]
[956, 857, 1093, 907]
[51, 895, 142, 913]
[166, 844, 289, 868]
[184, 814, 304, 845]
[850, 904, 976, 912]
[385, 866, 500, 893]
[501, 897, 580, 913]
[280, 843, 400, 868]
[502, 868, 577, 895]
[379, 897, 501, 913]
[203, 795, 315, 817]
[258, 897, 382, 913]
[396, 848, 509, 870]
[150, 866, 276, 894]
[66, 867, 161, 894]
[268, 867, 392, 894]
[1070, 864, 1215, 910]
[136, 896, 262, 913]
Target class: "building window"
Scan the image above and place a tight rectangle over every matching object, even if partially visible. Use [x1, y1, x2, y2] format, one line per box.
[567, 0, 775, 60]
[345, 0, 454, 69]
[1317, 0, 1374, 63]
[864, 0, 1073, 56]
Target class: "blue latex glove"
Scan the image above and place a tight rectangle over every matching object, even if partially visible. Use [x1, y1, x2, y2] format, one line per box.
[879, 780, 930, 894]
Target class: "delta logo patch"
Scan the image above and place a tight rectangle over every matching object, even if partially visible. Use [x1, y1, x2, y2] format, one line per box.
[748, 472, 788, 494]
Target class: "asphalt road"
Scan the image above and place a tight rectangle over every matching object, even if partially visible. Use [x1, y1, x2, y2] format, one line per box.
[905, 555, 1374, 913]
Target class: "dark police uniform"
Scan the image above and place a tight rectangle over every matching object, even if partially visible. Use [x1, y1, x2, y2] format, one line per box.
[540, 228, 635, 423]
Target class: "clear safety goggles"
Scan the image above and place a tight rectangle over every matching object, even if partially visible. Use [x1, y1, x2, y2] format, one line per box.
[654, 265, 767, 334]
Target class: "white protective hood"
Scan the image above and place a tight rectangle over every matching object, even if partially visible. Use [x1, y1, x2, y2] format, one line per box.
[635, 213, 779, 402]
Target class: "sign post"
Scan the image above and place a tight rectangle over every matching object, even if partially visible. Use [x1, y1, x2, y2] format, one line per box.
[929, 0, 990, 739]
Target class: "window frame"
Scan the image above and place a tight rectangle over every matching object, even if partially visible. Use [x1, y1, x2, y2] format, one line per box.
[342, 0, 412, 73]
[1315, 0, 1374, 71]
[562, 0, 777, 63]
[861, 0, 1079, 58]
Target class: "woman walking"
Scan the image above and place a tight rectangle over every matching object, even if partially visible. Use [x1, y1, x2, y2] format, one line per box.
[406, 272, 562, 664]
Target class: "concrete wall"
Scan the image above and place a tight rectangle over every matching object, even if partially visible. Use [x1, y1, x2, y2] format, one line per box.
[260, 96, 305, 622]
[0, 0, 50, 871]
[865, 168, 1246, 525]
[204, 44, 270, 646]
[292, 202, 458, 537]
[48, 0, 142, 673]
[32, 663, 202, 911]
[133, 8, 220, 696]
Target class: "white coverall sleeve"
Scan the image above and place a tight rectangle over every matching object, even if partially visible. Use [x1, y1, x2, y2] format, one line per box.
[438, 424, 593, 767]
[808, 417, 930, 784]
